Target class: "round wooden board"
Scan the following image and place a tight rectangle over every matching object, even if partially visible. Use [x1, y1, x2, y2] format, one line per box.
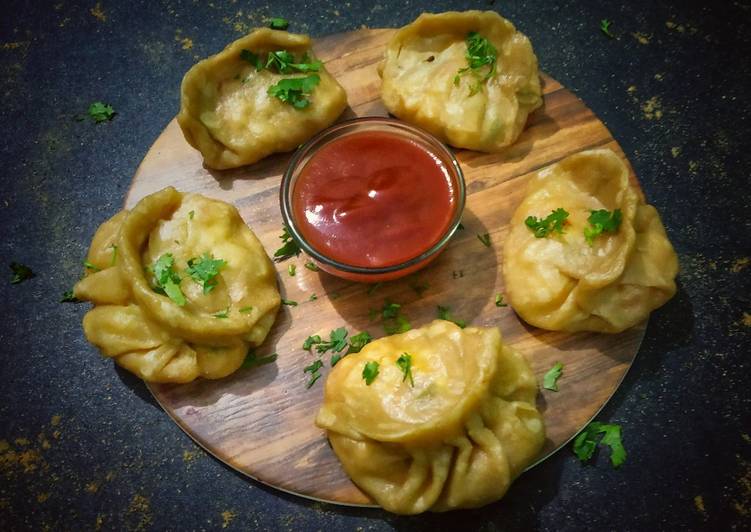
[128, 28, 645, 506]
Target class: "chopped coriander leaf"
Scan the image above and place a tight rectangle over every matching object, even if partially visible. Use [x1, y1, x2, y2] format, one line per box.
[330, 353, 343, 366]
[213, 307, 230, 319]
[457, 222, 465, 230]
[304, 359, 324, 388]
[573, 422, 626, 467]
[316, 327, 348, 353]
[382, 302, 401, 319]
[381, 301, 411, 335]
[304, 261, 319, 272]
[600, 19, 614, 38]
[309, 293, 318, 301]
[525, 208, 570, 238]
[543, 362, 564, 391]
[437, 305, 466, 328]
[477, 232, 491, 247]
[186, 253, 227, 294]
[268, 17, 289, 30]
[288, 264, 296, 276]
[88, 101, 116, 123]
[150, 253, 186, 306]
[83, 261, 101, 272]
[10, 262, 34, 284]
[396, 353, 414, 387]
[584, 209, 623, 245]
[495, 293, 508, 307]
[61, 289, 80, 303]
[241, 351, 278, 369]
[264, 50, 322, 74]
[268, 74, 320, 109]
[239, 306, 254, 313]
[109, 245, 118, 266]
[347, 331, 373, 354]
[454, 32, 497, 94]
[409, 277, 429, 296]
[303, 335, 322, 351]
[240, 49, 264, 70]
[362, 361, 380, 385]
[282, 299, 298, 306]
[188, 210, 195, 220]
[367, 282, 382, 296]
[273, 226, 301, 261]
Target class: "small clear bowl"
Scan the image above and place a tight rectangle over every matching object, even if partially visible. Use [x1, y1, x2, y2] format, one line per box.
[280, 117, 465, 283]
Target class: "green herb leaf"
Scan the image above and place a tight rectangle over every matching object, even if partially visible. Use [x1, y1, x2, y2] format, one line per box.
[543, 362, 563, 391]
[362, 361, 380, 385]
[525, 208, 570, 238]
[302, 335, 322, 351]
[288, 264, 296, 276]
[273, 226, 301, 261]
[188, 210, 195, 220]
[381, 301, 412, 335]
[457, 222, 465, 230]
[454, 32, 497, 92]
[150, 253, 186, 306]
[396, 352, 414, 387]
[573, 422, 627, 467]
[88, 101, 115, 123]
[61, 289, 80, 303]
[477, 232, 491, 247]
[10, 262, 35, 284]
[213, 306, 230, 319]
[495, 293, 508, 307]
[83, 261, 101, 272]
[109, 245, 118, 266]
[347, 331, 373, 354]
[304, 261, 319, 272]
[282, 299, 298, 306]
[584, 209, 623, 245]
[240, 49, 264, 70]
[309, 293, 318, 301]
[437, 305, 466, 328]
[600, 19, 614, 38]
[316, 327, 348, 354]
[241, 351, 278, 369]
[239, 306, 253, 313]
[268, 74, 320, 109]
[304, 359, 324, 388]
[268, 17, 289, 30]
[409, 277, 429, 296]
[186, 253, 227, 294]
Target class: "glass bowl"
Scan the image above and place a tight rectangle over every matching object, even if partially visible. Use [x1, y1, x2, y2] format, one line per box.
[279, 117, 465, 283]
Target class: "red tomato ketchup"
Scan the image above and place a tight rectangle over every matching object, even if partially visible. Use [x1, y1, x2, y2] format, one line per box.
[292, 131, 457, 269]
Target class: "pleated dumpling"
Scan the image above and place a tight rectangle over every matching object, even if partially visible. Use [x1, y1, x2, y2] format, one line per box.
[502, 149, 678, 333]
[378, 11, 542, 152]
[178, 29, 347, 169]
[74, 187, 280, 383]
[316, 320, 544, 514]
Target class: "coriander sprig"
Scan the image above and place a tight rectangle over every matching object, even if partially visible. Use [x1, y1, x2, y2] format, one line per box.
[453, 32, 498, 95]
[525, 208, 570, 238]
[584, 209, 622, 245]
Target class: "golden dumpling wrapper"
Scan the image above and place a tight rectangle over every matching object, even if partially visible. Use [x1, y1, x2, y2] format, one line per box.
[178, 29, 348, 169]
[75, 187, 280, 383]
[316, 320, 544, 514]
[378, 10, 542, 152]
[502, 148, 678, 333]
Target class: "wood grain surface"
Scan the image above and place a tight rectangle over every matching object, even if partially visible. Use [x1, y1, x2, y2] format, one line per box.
[127, 28, 645, 506]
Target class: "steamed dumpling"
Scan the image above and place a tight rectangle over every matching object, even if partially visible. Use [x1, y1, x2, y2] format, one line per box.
[178, 29, 347, 169]
[74, 187, 280, 383]
[502, 149, 678, 333]
[316, 320, 544, 514]
[379, 11, 542, 151]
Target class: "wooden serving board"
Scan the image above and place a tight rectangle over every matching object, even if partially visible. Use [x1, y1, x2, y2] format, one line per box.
[128, 28, 645, 506]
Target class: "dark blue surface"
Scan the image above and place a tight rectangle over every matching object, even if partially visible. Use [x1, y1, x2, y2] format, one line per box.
[1, 1, 749, 530]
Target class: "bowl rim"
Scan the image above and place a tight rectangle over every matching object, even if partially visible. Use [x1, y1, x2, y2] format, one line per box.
[279, 116, 466, 275]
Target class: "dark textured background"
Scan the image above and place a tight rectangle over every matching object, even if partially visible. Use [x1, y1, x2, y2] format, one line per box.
[1, 1, 750, 530]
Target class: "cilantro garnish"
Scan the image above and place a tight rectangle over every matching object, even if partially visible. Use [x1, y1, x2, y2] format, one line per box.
[495, 293, 508, 307]
[543, 362, 563, 391]
[380, 301, 411, 335]
[437, 305, 466, 328]
[525, 208, 570, 238]
[409, 276, 429, 296]
[273, 226, 301, 261]
[241, 351, 278, 369]
[282, 298, 298, 306]
[316, 327, 349, 354]
[309, 293, 318, 301]
[268, 17, 289, 30]
[109, 245, 118, 266]
[477, 233, 491, 247]
[396, 353, 414, 387]
[10, 262, 34, 284]
[454, 32, 498, 94]
[304, 261, 319, 272]
[600, 19, 614, 38]
[61, 289, 80, 303]
[573, 422, 626, 467]
[584, 209, 623, 245]
[188, 210, 195, 220]
[150, 253, 186, 306]
[457, 222, 465, 230]
[88, 101, 116, 123]
[83, 261, 101, 272]
[265, 51, 322, 74]
[304, 359, 324, 388]
[362, 361, 380, 385]
[346, 331, 372, 355]
[240, 49, 264, 71]
[302, 335, 322, 351]
[288, 264, 296, 276]
[268, 74, 320, 109]
[239, 306, 253, 313]
[213, 306, 230, 319]
[186, 253, 227, 294]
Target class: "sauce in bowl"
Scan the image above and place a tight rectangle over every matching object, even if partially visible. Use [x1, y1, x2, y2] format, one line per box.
[281, 118, 465, 282]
